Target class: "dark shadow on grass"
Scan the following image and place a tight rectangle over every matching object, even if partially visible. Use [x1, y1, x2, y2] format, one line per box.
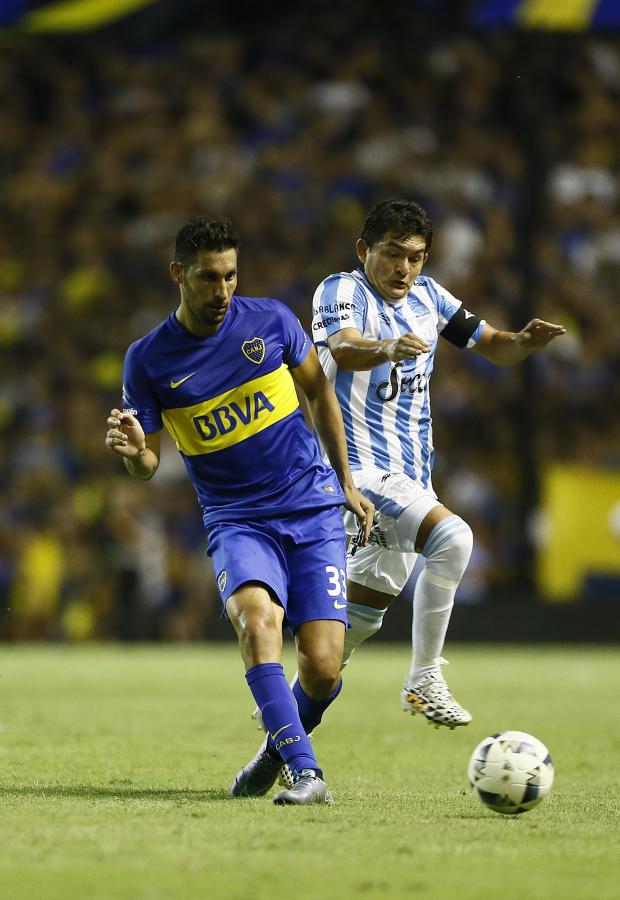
[445, 811, 521, 820]
[0, 784, 231, 802]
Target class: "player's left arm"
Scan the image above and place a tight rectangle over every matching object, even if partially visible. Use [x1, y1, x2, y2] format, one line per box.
[291, 346, 374, 544]
[473, 319, 566, 365]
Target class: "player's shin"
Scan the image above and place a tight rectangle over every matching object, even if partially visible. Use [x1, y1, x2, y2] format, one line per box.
[399, 516, 474, 728]
[341, 601, 388, 668]
[292, 676, 342, 733]
[245, 663, 319, 774]
[253, 671, 342, 735]
[407, 515, 473, 686]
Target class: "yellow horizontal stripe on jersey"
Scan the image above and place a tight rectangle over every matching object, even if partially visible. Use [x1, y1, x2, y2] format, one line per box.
[517, 0, 598, 31]
[162, 364, 299, 456]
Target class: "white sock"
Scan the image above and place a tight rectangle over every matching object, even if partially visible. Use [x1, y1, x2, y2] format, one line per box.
[408, 569, 454, 684]
[342, 601, 388, 668]
[406, 516, 473, 687]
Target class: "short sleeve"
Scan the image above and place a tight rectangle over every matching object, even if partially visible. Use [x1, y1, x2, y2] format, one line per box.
[276, 302, 312, 369]
[311, 273, 367, 344]
[122, 341, 163, 434]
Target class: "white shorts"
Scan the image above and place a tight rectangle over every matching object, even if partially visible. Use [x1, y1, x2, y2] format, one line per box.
[344, 467, 440, 596]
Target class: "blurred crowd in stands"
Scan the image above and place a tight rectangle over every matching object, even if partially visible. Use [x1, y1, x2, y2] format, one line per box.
[0, 1, 618, 640]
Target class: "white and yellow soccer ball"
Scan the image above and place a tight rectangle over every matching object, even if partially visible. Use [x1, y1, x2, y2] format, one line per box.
[468, 730, 554, 815]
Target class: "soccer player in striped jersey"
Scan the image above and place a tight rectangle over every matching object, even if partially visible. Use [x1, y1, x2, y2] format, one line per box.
[106, 217, 373, 804]
[312, 199, 565, 728]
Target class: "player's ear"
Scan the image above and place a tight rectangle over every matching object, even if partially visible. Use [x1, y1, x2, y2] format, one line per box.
[356, 239, 368, 265]
[170, 261, 182, 284]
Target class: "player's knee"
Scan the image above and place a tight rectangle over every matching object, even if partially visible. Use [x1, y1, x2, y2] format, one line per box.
[450, 520, 474, 571]
[233, 608, 281, 655]
[423, 515, 473, 582]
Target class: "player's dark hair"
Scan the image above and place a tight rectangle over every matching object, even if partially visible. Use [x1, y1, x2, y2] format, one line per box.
[174, 217, 240, 266]
[361, 200, 433, 252]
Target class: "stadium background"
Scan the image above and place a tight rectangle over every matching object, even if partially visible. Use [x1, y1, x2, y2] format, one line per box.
[0, 0, 618, 644]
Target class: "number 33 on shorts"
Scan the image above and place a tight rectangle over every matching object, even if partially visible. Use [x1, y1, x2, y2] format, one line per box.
[325, 565, 347, 608]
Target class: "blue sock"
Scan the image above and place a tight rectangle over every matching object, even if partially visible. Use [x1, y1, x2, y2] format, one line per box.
[245, 663, 319, 775]
[292, 677, 342, 734]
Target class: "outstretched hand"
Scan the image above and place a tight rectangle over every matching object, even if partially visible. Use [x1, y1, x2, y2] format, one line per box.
[519, 319, 566, 349]
[105, 408, 146, 458]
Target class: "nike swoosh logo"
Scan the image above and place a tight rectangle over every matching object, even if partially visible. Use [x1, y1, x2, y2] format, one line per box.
[270, 722, 293, 740]
[170, 372, 196, 389]
[334, 600, 347, 609]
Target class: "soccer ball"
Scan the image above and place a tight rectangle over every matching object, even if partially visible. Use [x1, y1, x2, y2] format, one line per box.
[468, 730, 554, 815]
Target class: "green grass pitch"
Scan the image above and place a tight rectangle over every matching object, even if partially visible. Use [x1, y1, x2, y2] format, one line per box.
[0, 643, 618, 899]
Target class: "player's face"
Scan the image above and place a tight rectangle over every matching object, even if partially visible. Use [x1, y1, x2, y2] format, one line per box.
[357, 233, 428, 302]
[171, 248, 238, 334]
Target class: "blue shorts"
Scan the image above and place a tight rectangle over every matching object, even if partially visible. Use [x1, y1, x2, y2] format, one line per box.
[207, 506, 348, 634]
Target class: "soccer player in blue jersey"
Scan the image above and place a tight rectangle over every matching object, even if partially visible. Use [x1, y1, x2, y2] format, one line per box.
[105, 217, 373, 805]
[311, 199, 565, 728]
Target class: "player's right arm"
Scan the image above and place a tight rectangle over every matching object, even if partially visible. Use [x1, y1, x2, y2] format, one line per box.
[105, 408, 161, 480]
[327, 327, 430, 371]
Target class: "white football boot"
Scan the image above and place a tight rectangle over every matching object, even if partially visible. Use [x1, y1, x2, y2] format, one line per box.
[401, 659, 472, 729]
[230, 737, 287, 797]
[273, 769, 333, 806]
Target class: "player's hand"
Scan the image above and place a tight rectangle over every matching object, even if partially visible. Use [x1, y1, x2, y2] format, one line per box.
[518, 319, 566, 349]
[105, 408, 146, 458]
[385, 332, 431, 363]
[342, 485, 375, 547]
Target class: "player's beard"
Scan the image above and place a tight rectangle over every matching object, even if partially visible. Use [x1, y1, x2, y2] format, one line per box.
[200, 304, 228, 325]
[187, 291, 230, 329]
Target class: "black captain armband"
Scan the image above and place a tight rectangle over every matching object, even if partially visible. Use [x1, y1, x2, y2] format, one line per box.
[440, 307, 482, 348]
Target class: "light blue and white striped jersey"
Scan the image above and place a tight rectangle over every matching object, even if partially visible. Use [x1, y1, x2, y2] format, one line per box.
[312, 268, 485, 488]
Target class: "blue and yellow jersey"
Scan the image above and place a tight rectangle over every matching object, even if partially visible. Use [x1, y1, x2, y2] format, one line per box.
[122, 296, 344, 527]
